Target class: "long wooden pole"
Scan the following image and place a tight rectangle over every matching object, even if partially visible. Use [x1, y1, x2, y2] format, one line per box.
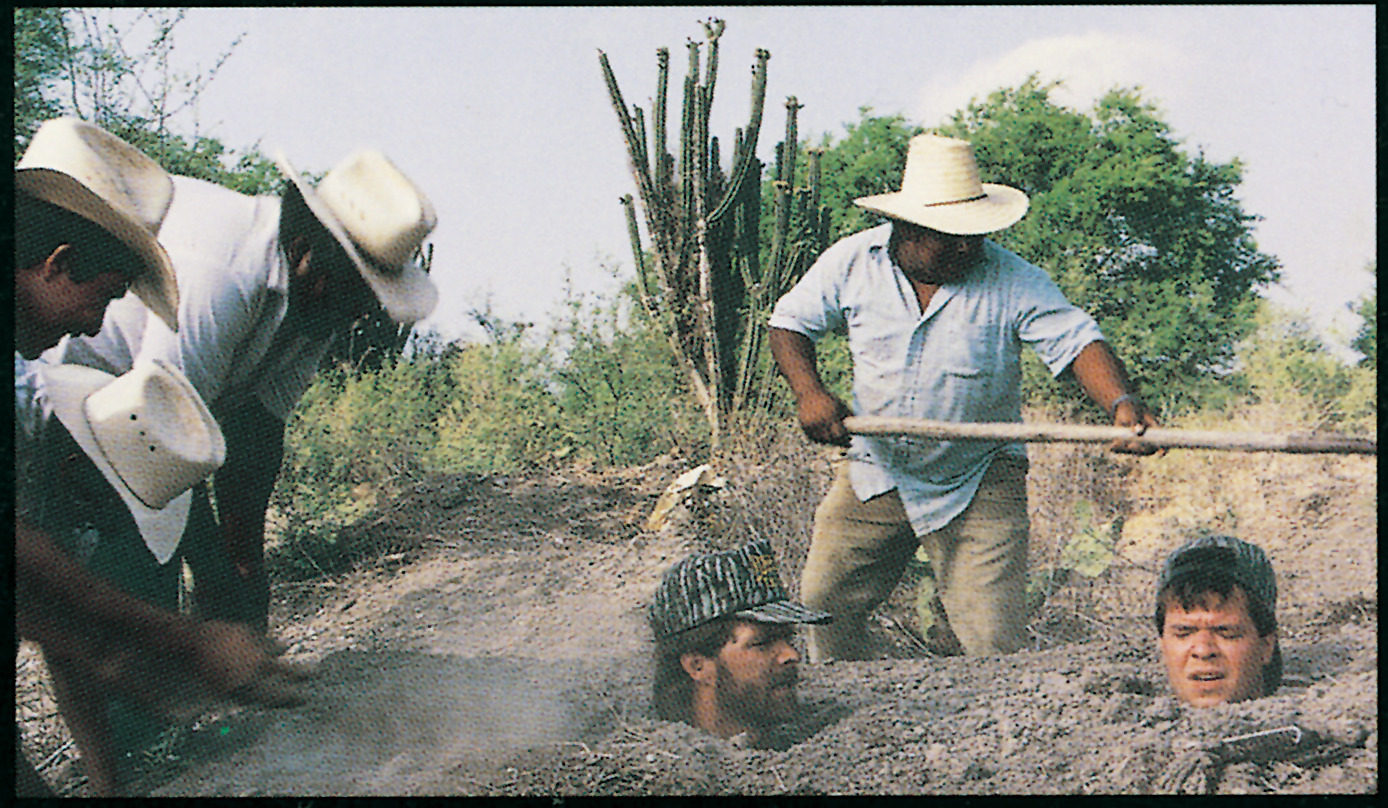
[843, 416, 1376, 455]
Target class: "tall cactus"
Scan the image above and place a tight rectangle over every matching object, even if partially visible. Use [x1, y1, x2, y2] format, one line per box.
[599, 19, 825, 451]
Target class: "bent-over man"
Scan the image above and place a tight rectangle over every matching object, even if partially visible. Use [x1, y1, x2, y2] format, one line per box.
[15, 118, 307, 797]
[49, 147, 440, 637]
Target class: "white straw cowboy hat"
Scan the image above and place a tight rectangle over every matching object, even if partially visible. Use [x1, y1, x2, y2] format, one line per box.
[40, 359, 226, 564]
[16, 117, 179, 330]
[854, 134, 1029, 236]
[274, 149, 439, 324]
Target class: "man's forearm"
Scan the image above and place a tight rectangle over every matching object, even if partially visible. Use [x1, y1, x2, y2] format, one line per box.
[768, 327, 829, 401]
[210, 399, 287, 574]
[1068, 340, 1139, 414]
[15, 519, 197, 654]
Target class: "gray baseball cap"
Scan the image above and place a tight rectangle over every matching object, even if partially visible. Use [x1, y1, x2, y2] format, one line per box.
[1156, 534, 1281, 693]
[650, 540, 831, 640]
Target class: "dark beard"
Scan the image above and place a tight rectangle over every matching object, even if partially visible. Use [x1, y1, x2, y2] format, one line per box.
[714, 662, 799, 728]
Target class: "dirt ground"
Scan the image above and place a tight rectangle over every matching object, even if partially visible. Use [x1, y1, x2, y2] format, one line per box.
[15, 455, 1378, 797]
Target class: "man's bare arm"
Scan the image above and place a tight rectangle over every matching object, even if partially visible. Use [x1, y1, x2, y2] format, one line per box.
[1067, 340, 1160, 454]
[768, 327, 853, 447]
[207, 395, 287, 634]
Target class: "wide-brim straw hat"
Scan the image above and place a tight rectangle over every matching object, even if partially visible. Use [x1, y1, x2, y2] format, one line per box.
[274, 150, 439, 324]
[854, 133, 1029, 235]
[41, 359, 225, 564]
[16, 117, 179, 330]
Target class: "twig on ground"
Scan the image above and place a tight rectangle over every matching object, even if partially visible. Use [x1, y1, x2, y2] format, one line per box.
[36, 738, 76, 774]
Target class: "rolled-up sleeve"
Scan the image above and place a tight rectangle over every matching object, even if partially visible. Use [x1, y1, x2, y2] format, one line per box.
[1011, 263, 1105, 377]
[768, 242, 853, 341]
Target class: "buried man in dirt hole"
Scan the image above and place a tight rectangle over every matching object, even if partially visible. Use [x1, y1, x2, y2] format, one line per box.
[1155, 535, 1282, 707]
[649, 540, 831, 748]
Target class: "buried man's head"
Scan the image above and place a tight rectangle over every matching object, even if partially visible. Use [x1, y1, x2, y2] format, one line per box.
[1154, 535, 1280, 707]
[649, 540, 830, 744]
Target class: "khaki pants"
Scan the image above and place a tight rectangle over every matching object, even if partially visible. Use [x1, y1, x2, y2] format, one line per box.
[801, 454, 1030, 660]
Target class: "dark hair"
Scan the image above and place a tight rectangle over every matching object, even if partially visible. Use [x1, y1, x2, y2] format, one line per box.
[650, 617, 737, 724]
[15, 192, 143, 284]
[1154, 572, 1275, 637]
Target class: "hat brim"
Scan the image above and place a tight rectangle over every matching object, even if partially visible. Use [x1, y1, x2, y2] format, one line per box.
[273, 152, 439, 324]
[16, 168, 179, 331]
[40, 362, 193, 565]
[854, 183, 1029, 236]
[734, 599, 833, 626]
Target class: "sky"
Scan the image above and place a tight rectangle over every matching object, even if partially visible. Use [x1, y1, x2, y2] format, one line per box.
[120, 6, 1374, 355]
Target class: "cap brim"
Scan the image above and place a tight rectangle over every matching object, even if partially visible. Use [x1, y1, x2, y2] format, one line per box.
[39, 363, 192, 564]
[854, 183, 1029, 235]
[735, 599, 833, 626]
[16, 168, 179, 331]
[273, 151, 439, 325]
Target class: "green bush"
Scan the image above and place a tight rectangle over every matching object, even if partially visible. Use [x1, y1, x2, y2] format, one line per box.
[272, 353, 455, 574]
[551, 284, 709, 467]
[1231, 301, 1376, 431]
[428, 337, 564, 474]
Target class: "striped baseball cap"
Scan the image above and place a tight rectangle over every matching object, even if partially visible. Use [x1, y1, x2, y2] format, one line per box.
[650, 540, 831, 640]
[1156, 534, 1281, 693]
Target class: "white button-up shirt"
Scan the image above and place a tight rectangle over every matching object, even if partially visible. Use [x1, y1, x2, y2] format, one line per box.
[47, 175, 335, 422]
[769, 223, 1104, 535]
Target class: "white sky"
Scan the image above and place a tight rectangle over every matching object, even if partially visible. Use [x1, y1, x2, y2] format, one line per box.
[132, 6, 1374, 353]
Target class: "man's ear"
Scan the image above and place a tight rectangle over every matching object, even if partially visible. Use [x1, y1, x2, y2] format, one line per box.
[680, 653, 716, 685]
[40, 244, 77, 280]
[287, 235, 313, 276]
[1256, 631, 1277, 667]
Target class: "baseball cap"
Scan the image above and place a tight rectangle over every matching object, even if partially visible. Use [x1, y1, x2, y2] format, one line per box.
[1156, 534, 1281, 693]
[650, 539, 831, 640]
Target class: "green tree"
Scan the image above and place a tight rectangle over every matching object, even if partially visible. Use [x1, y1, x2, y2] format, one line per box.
[13, 8, 68, 155]
[935, 76, 1280, 416]
[13, 8, 281, 195]
[1350, 262, 1376, 370]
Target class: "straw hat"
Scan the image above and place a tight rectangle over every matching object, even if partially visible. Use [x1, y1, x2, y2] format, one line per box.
[16, 117, 179, 330]
[41, 359, 226, 564]
[275, 150, 439, 324]
[854, 134, 1029, 235]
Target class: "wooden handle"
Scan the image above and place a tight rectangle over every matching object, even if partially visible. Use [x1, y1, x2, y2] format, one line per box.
[842, 416, 1376, 455]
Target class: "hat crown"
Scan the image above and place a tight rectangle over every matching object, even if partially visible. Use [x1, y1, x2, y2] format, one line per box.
[899, 134, 986, 205]
[18, 117, 174, 234]
[1157, 534, 1278, 612]
[81, 361, 226, 509]
[650, 540, 792, 638]
[315, 150, 438, 273]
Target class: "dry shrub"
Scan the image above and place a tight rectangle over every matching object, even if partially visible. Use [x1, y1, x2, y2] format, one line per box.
[701, 413, 838, 601]
[1100, 400, 1377, 621]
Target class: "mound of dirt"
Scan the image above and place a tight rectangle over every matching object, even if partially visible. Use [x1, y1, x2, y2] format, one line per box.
[17, 464, 1377, 796]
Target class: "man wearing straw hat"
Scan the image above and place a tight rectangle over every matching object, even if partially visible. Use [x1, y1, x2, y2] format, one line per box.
[768, 133, 1158, 662]
[14, 118, 310, 796]
[49, 144, 440, 639]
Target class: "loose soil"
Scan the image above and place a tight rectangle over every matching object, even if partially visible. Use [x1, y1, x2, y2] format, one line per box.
[16, 454, 1377, 796]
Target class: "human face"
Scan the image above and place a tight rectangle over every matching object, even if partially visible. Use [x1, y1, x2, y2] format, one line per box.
[712, 621, 803, 730]
[287, 234, 380, 339]
[16, 245, 133, 356]
[1159, 587, 1275, 707]
[889, 221, 984, 285]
